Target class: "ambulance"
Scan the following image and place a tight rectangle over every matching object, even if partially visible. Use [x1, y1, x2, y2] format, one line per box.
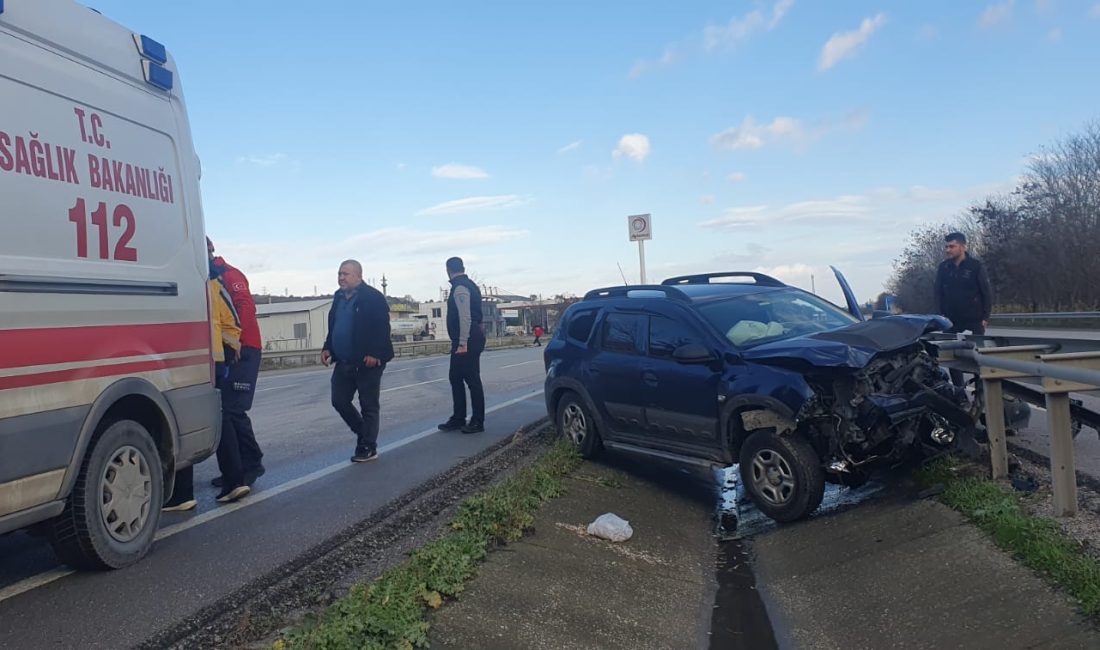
[0, 0, 219, 568]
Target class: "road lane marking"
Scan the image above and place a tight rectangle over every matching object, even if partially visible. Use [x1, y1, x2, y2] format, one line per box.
[0, 389, 545, 604]
[500, 360, 540, 369]
[256, 385, 296, 393]
[381, 378, 448, 393]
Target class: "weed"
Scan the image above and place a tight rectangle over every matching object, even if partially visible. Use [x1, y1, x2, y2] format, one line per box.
[282, 440, 582, 649]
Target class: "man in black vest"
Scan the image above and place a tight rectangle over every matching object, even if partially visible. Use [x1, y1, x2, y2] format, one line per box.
[322, 259, 394, 462]
[438, 257, 486, 434]
[934, 232, 993, 386]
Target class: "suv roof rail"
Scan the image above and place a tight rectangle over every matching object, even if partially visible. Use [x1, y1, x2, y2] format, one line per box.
[582, 285, 692, 303]
[661, 272, 786, 287]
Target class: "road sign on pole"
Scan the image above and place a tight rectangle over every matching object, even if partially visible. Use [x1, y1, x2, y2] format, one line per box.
[627, 214, 652, 284]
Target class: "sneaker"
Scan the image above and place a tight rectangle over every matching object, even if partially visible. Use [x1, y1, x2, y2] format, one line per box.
[162, 498, 197, 513]
[352, 447, 379, 463]
[438, 419, 465, 431]
[243, 465, 266, 486]
[216, 484, 251, 503]
[461, 421, 485, 434]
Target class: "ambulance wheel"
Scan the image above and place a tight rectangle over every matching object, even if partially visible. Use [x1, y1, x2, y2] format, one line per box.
[50, 419, 163, 569]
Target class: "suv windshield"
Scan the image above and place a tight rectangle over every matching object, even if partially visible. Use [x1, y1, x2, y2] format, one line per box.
[697, 289, 859, 347]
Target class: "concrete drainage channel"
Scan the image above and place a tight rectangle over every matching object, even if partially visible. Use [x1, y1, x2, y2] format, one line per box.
[141, 420, 556, 650]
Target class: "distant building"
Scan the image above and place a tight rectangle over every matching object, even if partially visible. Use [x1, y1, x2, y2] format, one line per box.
[255, 298, 332, 351]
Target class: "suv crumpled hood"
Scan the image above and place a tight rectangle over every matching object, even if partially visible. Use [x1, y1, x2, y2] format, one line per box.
[741, 315, 952, 369]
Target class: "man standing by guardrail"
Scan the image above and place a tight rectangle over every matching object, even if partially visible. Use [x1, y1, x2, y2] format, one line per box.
[935, 232, 993, 384]
[322, 260, 394, 463]
[438, 257, 486, 434]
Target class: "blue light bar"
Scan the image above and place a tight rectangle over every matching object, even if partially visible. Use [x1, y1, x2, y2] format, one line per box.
[142, 60, 174, 91]
[133, 33, 168, 65]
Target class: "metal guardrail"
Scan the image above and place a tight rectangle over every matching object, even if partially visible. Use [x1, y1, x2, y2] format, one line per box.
[992, 312, 1100, 320]
[259, 337, 532, 370]
[931, 333, 1100, 517]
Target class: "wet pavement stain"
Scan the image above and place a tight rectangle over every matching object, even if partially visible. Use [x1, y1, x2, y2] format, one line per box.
[712, 465, 886, 540]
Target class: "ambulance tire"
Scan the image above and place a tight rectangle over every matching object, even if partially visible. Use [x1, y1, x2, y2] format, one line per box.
[49, 419, 164, 570]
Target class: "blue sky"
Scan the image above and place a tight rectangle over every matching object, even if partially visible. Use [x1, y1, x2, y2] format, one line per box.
[88, 0, 1100, 305]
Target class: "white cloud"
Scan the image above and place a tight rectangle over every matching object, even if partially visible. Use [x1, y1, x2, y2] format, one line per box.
[630, 1, 793, 77]
[395, 162, 407, 171]
[818, 13, 887, 71]
[1092, 3, 1100, 17]
[1034, 0, 1054, 14]
[1047, 27, 1063, 41]
[700, 195, 717, 206]
[704, 0, 794, 50]
[416, 195, 527, 216]
[710, 116, 801, 150]
[237, 153, 293, 167]
[980, 1, 1015, 28]
[727, 172, 748, 183]
[431, 163, 489, 180]
[710, 110, 868, 151]
[612, 133, 651, 162]
[557, 140, 583, 154]
[698, 195, 872, 230]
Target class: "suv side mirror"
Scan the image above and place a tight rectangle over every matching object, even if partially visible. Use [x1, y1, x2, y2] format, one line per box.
[672, 343, 716, 364]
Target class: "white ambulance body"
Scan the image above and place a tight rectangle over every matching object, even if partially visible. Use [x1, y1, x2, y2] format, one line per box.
[0, 0, 219, 568]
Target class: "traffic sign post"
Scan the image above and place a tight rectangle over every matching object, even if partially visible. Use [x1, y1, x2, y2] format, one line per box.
[628, 213, 652, 285]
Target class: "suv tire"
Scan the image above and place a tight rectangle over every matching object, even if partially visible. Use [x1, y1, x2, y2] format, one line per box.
[50, 419, 163, 569]
[556, 392, 602, 459]
[739, 430, 824, 523]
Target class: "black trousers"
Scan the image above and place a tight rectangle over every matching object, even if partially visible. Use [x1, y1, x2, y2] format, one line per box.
[449, 339, 485, 423]
[215, 362, 246, 486]
[331, 362, 384, 451]
[224, 346, 264, 473]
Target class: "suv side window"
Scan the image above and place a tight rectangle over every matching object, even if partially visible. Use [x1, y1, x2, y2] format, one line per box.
[600, 312, 646, 355]
[648, 315, 700, 359]
[567, 309, 597, 342]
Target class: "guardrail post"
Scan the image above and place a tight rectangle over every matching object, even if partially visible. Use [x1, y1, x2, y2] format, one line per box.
[975, 345, 1053, 480]
[1045, 392, 1077, 517]
[1038, 352, 1100, 517]
[983, 378, 1009, 479]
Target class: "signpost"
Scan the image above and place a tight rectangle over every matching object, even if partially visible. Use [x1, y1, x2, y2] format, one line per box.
[627, 213, 652, 284]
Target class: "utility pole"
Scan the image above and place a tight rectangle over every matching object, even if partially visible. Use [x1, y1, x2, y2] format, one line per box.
[811, 274, 816, 294]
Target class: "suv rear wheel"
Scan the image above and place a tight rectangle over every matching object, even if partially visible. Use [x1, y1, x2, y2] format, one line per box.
[556, 392, 602, 459]
[50, 419, 163, 569]
[739, 430, 824, 523]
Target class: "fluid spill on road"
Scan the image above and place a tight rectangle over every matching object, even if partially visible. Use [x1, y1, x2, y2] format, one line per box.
[709, 540, 778, 650]
[712, 465, 885, 539]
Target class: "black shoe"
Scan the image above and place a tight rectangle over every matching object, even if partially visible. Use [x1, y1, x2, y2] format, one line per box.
[216, 484, 251, 503]
[211, 475, 224, 488]
[438, 419, 465, 431]
[461, 422, 484, 434]
[243, 465, 266, 486]
[352, 448, 379, 463]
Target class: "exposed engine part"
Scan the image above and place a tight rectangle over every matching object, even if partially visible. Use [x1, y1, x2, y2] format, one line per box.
[799, 344, 974, 481]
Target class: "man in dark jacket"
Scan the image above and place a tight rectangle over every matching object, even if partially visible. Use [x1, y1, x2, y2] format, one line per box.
[438, 257, 486, 434]
[322, 260, 394, 462]
[934, 232, 993, 386]
[934, 232, 993, 335]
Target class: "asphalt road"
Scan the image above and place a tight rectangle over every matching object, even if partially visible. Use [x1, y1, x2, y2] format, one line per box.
[0, 345, 549, 649]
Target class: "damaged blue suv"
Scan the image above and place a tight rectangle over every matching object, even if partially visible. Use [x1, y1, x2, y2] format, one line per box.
[544, 271, 971, 522]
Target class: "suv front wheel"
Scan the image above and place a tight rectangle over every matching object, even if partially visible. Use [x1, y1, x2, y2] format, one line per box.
[739, 430, 824, 523]
[556, 392, 602, 459]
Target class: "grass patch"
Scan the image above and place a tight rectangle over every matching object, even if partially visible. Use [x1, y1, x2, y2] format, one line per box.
[919, 457, 1100, 617]
[278, 440, 582, 650]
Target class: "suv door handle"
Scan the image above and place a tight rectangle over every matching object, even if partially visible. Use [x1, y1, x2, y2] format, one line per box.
[642, 370, 658, 387]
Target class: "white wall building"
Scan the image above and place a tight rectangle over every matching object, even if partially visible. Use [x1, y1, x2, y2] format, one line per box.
[255, 298, 332, 351]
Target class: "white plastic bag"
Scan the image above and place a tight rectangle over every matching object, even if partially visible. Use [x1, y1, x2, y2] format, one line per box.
[587, 513, 633, 542]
